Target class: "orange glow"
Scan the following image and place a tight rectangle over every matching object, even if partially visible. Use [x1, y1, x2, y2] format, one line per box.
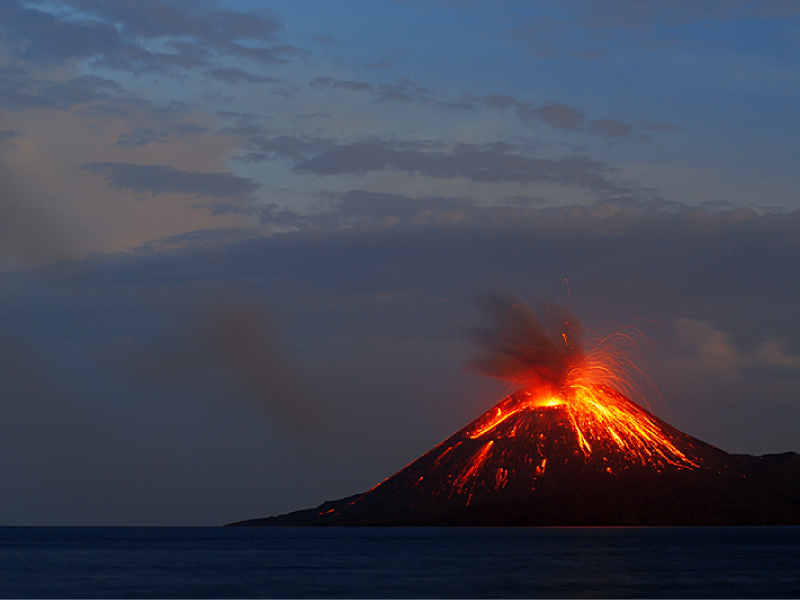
[467, 389, 565, 439]
[463, 332, 700, 471]
[457, 441, 494, 492]
[558, 333, 699, 469]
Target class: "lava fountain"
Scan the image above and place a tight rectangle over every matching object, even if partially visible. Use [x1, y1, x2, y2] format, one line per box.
[468, 298, 700, 471]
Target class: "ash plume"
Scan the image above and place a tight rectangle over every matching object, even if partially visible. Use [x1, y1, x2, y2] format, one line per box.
[470, 293, 584, 389]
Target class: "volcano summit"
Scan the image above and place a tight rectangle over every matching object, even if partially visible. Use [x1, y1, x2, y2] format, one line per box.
[231, 303, 800, 526]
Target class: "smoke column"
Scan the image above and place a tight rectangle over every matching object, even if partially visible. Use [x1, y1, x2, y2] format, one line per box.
[471, 294, 584, 390]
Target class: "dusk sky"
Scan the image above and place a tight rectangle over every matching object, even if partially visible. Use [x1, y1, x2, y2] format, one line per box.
[1, 0, 800, 525]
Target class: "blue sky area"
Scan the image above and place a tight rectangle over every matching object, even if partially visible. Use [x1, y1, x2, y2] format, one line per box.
[1, 0, 799, 525]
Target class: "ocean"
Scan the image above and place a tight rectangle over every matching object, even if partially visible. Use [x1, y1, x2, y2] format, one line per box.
[1, 526, 798, 598]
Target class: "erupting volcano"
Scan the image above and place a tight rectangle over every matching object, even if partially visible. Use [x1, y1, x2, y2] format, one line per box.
[232, 300, 800, 526]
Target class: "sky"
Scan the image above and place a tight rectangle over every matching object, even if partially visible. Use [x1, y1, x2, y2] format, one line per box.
[1, 0, 799, 525]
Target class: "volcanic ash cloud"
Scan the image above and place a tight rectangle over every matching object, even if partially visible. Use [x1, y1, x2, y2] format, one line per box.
[470, 294, 584, 391]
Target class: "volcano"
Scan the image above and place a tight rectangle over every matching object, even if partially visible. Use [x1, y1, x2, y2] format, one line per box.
[230, 303, 800, 526]
[232, 385, 800, 526]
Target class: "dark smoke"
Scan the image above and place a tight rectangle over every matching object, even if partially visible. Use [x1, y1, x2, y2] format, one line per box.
[126, 300, 318, 431]
[470, 293, 584, 389]
[0, 163, 74, 267]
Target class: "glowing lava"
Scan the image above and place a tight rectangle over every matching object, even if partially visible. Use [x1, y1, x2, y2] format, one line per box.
[465, 381, 698, 470]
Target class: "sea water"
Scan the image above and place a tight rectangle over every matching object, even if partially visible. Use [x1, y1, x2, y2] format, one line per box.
[1, 526, 798, 598]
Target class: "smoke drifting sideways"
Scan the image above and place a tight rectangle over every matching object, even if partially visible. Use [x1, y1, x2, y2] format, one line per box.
[125, 300, 321, 433]
[470, 294, 585, 392]
[0, 164, 74, 269]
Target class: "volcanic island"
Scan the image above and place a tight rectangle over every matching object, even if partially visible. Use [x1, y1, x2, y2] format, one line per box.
[230, 303, 800, 527]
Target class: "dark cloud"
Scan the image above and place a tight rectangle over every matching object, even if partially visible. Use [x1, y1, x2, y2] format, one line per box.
[308, 77, 637, 137]
[220, 119, 268, 138]
[482, 95, 643, 138]
[252, 134, 324, 161]
[518, 103, 586, 130]
[506, 195, 548, 206]
[310, 76, 474, 109]
[78, 97, 192, 120]
[257, 190, 472, 229]
[296, 142, 613, 189]
[245, 135, 615, 189]
[509, 0, 800, 59]
[375, 78, 436, 103]
[83, 162, 259, 199]
[115, 123, 208, 147]
[312, 34, 334, 45]
[484, 94, 517, 111]
[571, 0, 800, 30]
[194, 201, 259, 218]
[311, 77, 373, 92]
[588, 119, 632, 138]
[0, 1, 124, 64]
[0, 0, 305, 74]
[0, 70, 198, 130]
[206, 68, 278, 85]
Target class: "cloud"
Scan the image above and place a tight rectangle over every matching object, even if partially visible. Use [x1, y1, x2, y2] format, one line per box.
[206, 68, 279, 85]
[310, 75, 479, 112]
[485, 94, 517, 111]
[509, 0, 800, 60]
[0, 1, 125, 64]
[588, 119, 632, 138]
[572, 0, 800, 30]
[244, 135, 615, 189]
[83, 162, 259, 199]
[0, 0, 305, 73]
[115, 124, 209, 147]
[672, 318, 743, 377]
[311, 77, 373, 92]
[518, 103, 586, 130]
[308, 77, 639, 138]
[482, 95, 641, 137]
[674, 318, 800, 376]
[296, 142, 613, 188]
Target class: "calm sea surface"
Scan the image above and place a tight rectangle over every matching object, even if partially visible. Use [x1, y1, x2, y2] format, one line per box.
[1, 526, 798, 598]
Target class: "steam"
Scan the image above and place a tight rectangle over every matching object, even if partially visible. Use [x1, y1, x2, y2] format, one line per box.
[471, 293, 584, 389]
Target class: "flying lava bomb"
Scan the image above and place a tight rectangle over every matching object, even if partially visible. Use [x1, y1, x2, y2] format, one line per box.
[232, 299, 800, 526]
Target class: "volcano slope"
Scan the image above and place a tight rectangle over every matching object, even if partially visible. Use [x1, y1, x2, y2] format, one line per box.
[231, 386, 800, 526]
